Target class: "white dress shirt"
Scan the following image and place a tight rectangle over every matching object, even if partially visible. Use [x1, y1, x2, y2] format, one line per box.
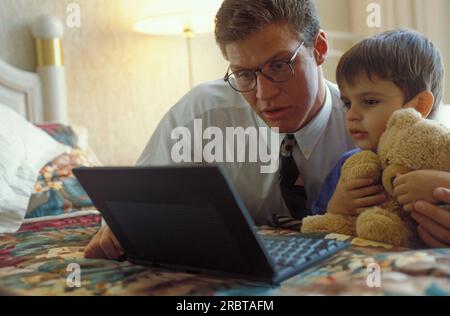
[137, 79, 355, 225]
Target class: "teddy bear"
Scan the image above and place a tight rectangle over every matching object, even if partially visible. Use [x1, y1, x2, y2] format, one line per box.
[301, 108, 450, 248]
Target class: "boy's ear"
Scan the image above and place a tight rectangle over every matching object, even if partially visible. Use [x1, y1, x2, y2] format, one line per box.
[313, 30, 328, 66]
[405, 91, 434, 118]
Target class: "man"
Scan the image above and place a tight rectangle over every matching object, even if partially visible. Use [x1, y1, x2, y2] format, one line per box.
[413, 188, 450, 248]
[85, 0, 364, 259]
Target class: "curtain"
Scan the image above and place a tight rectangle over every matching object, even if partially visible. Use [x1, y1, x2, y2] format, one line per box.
[349, 0, 450, 105]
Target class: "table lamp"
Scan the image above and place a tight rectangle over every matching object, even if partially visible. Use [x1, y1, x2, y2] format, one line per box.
[133, 1, 222, 89]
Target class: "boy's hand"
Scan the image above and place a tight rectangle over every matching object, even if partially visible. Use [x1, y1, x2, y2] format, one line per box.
[85, 225, 124, 259]
[412, 187, 450, 248]
[327, 177, 386, 215]
[393, 170, 449, 212]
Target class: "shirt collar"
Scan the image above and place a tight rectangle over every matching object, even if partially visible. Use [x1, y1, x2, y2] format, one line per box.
[293, 83, 332, 159]
[255, 83, 333, 160]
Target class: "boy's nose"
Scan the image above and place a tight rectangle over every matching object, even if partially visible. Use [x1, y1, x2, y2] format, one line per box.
[346, 105, 362, 121]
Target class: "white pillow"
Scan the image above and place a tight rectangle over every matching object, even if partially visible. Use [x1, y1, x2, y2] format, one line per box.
[0, 104, 69, 233]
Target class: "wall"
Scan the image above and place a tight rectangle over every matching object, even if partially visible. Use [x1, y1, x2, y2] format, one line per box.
[0, 0, 227, 165]
[0, 0, 448, 165]
[316, 0, 353, 83]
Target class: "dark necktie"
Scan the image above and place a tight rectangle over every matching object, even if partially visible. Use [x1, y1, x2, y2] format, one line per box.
[279, 134, 309, 219]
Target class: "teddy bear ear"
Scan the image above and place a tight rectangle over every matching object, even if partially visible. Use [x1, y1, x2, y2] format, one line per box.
[386, 108, 422, 129]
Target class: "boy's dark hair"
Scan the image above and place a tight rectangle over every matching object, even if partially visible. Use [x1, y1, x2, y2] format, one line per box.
[215, 0, 321, 57]
[336, 29, 445, 118]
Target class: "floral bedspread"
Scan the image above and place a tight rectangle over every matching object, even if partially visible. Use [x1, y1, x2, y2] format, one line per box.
[0, 214, 449, 296]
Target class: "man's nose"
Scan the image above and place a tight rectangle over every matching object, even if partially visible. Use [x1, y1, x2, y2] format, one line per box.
[255, 73, 280, 100]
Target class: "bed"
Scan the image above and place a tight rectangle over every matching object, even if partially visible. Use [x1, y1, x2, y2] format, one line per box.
[0, 16, 449, 296]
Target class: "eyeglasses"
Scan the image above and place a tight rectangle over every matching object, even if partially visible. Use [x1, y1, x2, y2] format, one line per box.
[224, 41, 305, 93]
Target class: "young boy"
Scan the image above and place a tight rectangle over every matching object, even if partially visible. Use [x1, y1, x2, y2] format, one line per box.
[312, 29, 450, 247]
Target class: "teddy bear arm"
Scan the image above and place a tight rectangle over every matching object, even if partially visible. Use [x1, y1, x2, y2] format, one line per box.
[341, 151, 382, 183]
[301, 213, 357, 236]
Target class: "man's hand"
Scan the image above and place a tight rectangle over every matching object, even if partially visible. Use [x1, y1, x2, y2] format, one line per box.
[393, 170, 447, 212]
[85, 225, 124, 259]
[412, 187, 450, 248]
[327, 177, 385, 215]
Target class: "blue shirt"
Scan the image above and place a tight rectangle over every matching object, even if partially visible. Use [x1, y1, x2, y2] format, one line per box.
[311, 148, 362, 215]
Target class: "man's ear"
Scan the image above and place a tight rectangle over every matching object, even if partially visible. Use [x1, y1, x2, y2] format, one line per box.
[313, 30, 328, 66]
[405, 91, 434, 118]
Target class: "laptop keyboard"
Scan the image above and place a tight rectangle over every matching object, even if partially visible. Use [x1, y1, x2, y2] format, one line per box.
[261, 236, 348, 269]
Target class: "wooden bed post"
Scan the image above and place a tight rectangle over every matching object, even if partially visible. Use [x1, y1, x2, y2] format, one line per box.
[31, 15, 69, 124]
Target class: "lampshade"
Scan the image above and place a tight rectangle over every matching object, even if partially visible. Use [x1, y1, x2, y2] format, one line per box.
[133, 1, 223, 89]
[134, 12, 216, 37]
[133, 0, 222, 37]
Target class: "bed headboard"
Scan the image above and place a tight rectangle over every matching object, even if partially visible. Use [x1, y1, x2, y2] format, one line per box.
[0, 15, 68, 124]
[0, 60, 44, 122]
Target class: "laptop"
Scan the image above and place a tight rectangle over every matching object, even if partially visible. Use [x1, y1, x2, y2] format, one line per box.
[73, 165, 348, 285]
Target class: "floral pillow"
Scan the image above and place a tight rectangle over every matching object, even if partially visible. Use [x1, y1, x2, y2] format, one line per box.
[35, 124, 79, 148]
[25, 124, 101, 219]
